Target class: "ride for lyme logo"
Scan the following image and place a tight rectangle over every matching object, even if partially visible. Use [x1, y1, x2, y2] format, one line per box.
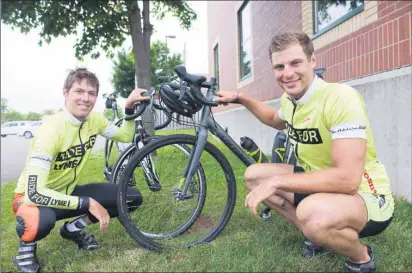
[53, 135, 97, 170]
[27, 175, 71, 207]
[285, 122, 323, 144]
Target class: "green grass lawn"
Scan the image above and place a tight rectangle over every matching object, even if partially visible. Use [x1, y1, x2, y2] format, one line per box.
[2, 132, 412, 272]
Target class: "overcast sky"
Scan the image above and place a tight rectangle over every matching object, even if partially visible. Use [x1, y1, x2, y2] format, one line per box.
[1, 1, 208, 114]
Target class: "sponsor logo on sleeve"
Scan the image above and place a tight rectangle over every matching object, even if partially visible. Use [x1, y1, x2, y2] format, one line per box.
[27, 175, 71, 207]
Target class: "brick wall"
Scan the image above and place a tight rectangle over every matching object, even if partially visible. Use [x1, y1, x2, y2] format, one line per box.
[315, 1, 411, 82]
[208, 1, 302, 113]
[208, 1, 411, 113]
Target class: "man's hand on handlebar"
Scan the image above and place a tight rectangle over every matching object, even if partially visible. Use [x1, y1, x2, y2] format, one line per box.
[213, 90, 242, 104]
[125, 88, 151, 108]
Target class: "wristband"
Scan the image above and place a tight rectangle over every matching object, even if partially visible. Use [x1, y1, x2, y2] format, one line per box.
[125, 107, 134, 115]
[77, 196, 90, 211]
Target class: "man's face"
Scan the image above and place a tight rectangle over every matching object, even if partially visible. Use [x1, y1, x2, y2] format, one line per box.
[271, 43, 316, 99]
[63, 79, 98, 121]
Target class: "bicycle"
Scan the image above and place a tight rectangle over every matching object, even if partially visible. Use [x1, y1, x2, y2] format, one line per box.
[102, 88, 173, 182]
[116, 66, 326, 252]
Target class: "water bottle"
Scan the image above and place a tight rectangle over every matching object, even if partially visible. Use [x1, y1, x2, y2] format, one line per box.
[240, 136, 269, 163]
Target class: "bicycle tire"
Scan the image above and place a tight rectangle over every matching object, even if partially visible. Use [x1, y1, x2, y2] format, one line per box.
[109, 143, 137, 184]
[117, 134, 237, 251]
[116, 136, 207, 243]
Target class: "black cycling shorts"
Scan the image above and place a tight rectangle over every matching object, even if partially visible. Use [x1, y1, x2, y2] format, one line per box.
[291, 165, 393, 238]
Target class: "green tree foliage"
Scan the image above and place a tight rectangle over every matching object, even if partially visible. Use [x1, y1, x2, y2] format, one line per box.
[1, 1, 195, 85]
[42, 109, 56, 115]
[112, 41, 183, 97]
[4, 109, 25, 121]
[150, 41, 183, 90]
[26, 112, 42, 121]
[112, 50, 136, 99]
[1, 98, 8, 113]
[1, 0, 196, 135]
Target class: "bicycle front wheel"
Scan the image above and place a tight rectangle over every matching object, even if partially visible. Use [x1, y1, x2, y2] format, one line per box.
[117, 134, 237, 251]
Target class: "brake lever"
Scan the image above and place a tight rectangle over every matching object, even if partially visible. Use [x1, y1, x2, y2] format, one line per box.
[148, 87, 155, 109]
[179, 79, 187, 101]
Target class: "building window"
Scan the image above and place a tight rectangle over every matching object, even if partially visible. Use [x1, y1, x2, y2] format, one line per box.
[313, 0, 364, 36]
[213, 44, 220, 91]
[238, 0, 252, 81]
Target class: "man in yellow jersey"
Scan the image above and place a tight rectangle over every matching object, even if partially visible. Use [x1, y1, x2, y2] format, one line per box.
[12, 68, 150, 273]
[213, 31, 394, 272]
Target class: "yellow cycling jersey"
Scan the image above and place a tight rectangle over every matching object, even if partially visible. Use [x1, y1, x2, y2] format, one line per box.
[15, 110, 135, 210]
[278, 76, 393, 198]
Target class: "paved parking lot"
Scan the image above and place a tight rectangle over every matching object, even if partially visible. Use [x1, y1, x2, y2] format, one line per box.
[1, 135, 105, 185]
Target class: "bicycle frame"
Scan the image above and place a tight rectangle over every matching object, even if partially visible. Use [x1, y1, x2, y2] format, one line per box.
[104, 89, 169, 186]
[176, 68, 327, 196]
[177, 86, 254, 196]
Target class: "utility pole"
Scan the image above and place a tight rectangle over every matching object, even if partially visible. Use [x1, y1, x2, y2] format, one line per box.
[165, 35, 176, 76]
[165, 35, 176, 56]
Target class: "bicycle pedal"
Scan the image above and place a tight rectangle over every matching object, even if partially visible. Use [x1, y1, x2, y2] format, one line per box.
[103, 170, 111, 180]
[148, 184, 162, 191]
[126, 176, 137, 187]
[128, 181, 137, 187]
[259, 212, 272, 221]
[175, 192, 193, 200]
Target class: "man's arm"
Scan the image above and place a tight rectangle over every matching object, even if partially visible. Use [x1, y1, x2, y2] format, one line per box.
[239, 93, 286, 130]
[214, 91, 286, 130]
[22, 123, 90, 211]
[273, 138, 366, 194]
[99, 88, 150, 143]
[245, 138, 366, 215]
[24, 165, 90, 211]
[245, 85, 369, 214]
[99, 111, 136, 143]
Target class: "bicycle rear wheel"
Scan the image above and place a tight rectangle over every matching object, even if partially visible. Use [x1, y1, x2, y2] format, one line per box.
[117, 134, 236, 251]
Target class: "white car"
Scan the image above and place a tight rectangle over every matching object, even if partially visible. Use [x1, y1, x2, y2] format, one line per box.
[18, 121, 43, 139]
[1, 121, 32, 137]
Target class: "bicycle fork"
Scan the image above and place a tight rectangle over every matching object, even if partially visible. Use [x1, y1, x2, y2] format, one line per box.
[176, 127, 208, 200]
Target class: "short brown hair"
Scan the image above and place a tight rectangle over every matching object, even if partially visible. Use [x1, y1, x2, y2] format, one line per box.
[63, 67, 100, 93]
[268, 31, 314, 61]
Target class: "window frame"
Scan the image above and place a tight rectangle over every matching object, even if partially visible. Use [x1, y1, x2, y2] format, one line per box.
[312, 0, 364, 39]
[213, 44, 220, 91]
[237, 0, 252, 82]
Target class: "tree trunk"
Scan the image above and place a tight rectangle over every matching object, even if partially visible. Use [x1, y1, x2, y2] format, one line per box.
[128, 0, 154, 136]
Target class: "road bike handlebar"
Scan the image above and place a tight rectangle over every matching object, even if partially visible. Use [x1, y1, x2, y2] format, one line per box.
[174, 66, 219, 107]
[124, 87, 154, 121]
[173, 65, 327, 108]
